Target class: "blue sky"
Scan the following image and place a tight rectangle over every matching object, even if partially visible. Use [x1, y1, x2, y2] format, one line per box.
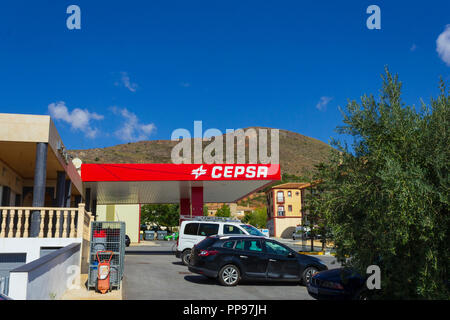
[0, 0, 449, 150]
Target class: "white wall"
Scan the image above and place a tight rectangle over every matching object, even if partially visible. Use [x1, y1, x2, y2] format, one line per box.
[8, 243, 81, 300]
[0, 238, 81, 263]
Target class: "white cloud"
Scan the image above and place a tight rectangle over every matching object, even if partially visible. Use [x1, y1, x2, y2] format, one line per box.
[48, 102, 103, 138]
[410, 43, 417, 52]
[116, 72, 138, 92]
[111, 107, 156, 142]
[316, 96, 333, 111]
[437, 25, 450, 66]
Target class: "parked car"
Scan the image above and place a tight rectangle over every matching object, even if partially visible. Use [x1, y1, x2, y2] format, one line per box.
[309, 267, 448, 300]
[292, 231, 302, 240]
[188, 235, 328, 286]
[292, 230, 315, 240]
[292, 231, 311, 240]
[307, 268, 368, 300]
[176, 219, 268, 265]
[125, 234, 130, 247]
[164, 232, 179, 241]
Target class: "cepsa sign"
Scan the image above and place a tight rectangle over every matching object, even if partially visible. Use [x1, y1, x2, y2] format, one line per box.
[81, 163, 280, 182]
[195, 165, 270, 179]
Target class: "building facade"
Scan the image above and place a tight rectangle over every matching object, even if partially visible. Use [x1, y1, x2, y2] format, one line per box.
[206, 202, 254, 219]
[266, 182, 311, 238]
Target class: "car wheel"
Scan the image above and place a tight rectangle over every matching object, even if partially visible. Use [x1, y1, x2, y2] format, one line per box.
[181, 249, 191, 266]
[218, 264, 240, 286]
[302, 266, 318, 285]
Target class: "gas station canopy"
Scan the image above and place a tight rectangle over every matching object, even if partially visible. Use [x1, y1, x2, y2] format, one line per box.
[81, 163, 281, 204]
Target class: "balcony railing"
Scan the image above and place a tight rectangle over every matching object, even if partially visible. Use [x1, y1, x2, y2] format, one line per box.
[0, 203, 92, 239]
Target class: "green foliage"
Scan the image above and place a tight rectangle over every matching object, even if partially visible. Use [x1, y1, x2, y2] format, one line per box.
[215, 204, 231, 217]
[242, 207, 268, 228]
[141, 204, 180, 232]
[203, 204, 209, 216]
[309, 68, 449, 299]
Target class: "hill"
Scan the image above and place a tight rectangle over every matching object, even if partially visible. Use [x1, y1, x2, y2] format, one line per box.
[68, 127, 332, 177]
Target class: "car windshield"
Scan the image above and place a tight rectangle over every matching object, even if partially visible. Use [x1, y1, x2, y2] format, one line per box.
[240, 225, 265, 237]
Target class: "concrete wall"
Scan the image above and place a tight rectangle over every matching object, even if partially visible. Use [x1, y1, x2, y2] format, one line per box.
[0, 113, 50, 143]
[8, 243, 80, 300]
[96, 204, 140, 243]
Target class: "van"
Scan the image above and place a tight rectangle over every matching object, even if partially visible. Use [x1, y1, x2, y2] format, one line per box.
[175, 217, 267, 265]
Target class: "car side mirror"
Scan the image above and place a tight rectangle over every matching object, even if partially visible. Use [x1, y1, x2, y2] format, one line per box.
[288, 252, 295, 258]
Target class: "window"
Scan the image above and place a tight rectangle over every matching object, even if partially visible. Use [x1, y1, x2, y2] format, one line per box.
[240, 224, 265, 236]
[277, 205, 285, 216]
[296, 191, 299, 196]
[288, 205, 292, 212]
[224, 224, 245, 235]
[265, 241, 291, 256]
[0, 253, 27, 280]
[287, 191, 292, 197]
[1, 186, 11, 206]
[198, 223, 219, 236]
[0, 253, 26, 263]
[277, 191, 284, 202]
[40, 247, 62, 257]
[197, 237, 218, 249]
[222, 240, 235, 249]
[235, 240, 263, 252]
[184, 223, 199, 235]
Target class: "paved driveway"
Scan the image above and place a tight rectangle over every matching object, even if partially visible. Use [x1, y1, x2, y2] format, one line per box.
[123, 242, 340, 300]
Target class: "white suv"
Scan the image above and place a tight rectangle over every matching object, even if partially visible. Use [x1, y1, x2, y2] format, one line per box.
[175, 217, 267, 265]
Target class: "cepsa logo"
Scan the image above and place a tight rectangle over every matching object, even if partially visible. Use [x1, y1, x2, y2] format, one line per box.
[191, 165, 269, 179]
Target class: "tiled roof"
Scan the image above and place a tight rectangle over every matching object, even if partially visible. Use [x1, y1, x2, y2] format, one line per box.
[268, 182, 312, 190]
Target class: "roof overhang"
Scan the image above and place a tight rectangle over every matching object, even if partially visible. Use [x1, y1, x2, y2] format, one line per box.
[81, 163, 280, 204]
[0, 113, 83, 195]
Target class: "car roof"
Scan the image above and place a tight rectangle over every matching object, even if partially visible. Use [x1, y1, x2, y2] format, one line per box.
[211, 234, 266, 240]
[181, 220, 242, 225]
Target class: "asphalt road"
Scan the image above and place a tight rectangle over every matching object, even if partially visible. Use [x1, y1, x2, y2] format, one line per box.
[123, 241, 341, 300]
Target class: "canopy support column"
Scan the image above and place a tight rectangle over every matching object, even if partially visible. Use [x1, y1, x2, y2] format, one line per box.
[191, 187, 203, 217]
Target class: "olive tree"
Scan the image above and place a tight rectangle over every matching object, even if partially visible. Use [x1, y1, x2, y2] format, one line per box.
[310, 68, 449, 299]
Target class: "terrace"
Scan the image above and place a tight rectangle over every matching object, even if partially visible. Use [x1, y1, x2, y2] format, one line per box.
[0, 203, 92, 298]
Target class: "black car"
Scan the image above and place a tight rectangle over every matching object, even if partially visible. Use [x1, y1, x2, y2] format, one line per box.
[307, 268, 368, 300]
[125, 234, 131, 247]
[188, 235, 327, 286]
